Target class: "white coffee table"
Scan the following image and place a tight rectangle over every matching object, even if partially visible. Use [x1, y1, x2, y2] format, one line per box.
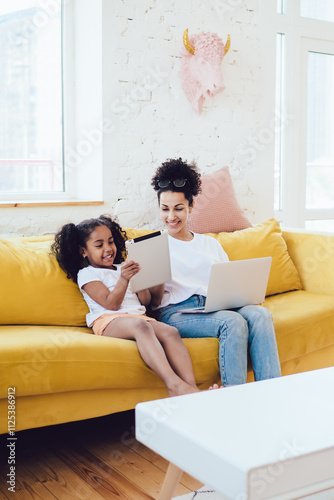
[135, 367, 334, 500]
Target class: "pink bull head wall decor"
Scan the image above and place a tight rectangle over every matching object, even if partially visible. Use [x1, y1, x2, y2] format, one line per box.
[181, 28, 231, 113]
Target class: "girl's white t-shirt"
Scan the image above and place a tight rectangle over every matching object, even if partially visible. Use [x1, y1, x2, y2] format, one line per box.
[154, 232, 229, 309]
[77, 264, 146, 327]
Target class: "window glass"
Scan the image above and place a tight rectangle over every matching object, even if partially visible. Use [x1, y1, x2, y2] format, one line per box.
[305, 220, 334, 232]
[300, 0, 334, 23]
[305, 51, 334, 210]
[277, 0, 286, 15]
[0, 1, 63, 194]
[274, 33, 285, 212]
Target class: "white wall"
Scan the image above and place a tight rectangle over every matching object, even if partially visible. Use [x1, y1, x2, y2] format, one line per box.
[2, 0, 276, 236]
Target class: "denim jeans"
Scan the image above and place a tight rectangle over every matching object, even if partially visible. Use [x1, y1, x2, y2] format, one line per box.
[155, 295, 281, 386]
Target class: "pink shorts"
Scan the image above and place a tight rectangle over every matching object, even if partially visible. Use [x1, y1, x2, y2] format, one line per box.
[92, 313, 156, 336]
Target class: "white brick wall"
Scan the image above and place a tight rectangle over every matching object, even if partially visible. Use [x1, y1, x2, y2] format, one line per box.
[2, 0, 276, 236]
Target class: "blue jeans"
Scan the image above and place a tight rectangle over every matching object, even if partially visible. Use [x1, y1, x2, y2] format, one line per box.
[155, 295, 281, 386]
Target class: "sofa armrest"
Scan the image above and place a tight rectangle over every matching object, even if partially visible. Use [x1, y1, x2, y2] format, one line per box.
[282, 229, 334, 295]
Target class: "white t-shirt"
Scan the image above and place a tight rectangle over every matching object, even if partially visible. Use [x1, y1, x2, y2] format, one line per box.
[77, 265, 146, 327]
[154, 232, 229, 309]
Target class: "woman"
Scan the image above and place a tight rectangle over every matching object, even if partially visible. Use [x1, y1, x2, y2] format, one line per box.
[150, 158, 281, 386]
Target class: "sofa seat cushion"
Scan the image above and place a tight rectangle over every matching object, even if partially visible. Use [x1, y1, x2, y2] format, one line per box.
[0, 326, 220, 398]
[262, 290, 334, 363]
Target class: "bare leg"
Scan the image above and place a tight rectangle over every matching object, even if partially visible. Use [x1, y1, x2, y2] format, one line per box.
[151, 322, 198, 388]
[102, 318, 199, 397]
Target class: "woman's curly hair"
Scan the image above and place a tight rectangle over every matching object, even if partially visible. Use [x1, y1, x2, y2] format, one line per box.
[151, 158, 202, 206]
[51, 215, 127, 283]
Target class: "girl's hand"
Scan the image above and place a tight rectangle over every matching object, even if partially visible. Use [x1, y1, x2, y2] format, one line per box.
[83, 260, 141, 312]
[120, 260, 141, 282]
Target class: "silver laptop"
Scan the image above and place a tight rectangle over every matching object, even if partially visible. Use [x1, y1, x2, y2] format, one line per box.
[179, 257, 272, 314]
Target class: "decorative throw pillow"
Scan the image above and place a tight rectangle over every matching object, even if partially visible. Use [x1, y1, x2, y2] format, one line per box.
[187, 166, 252, 233]
[0, 237, 88, 326]
[207, 218, 303, 296]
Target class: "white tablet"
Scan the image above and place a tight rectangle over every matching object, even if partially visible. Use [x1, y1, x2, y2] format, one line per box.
[125, 230, 171, 293]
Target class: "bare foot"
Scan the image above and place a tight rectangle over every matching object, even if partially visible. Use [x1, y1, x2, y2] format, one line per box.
[168, 380, 201, 397]
[209, 384, 223, 390]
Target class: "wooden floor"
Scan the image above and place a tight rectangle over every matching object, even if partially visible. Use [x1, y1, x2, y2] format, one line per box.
[0, 410, 202, 499]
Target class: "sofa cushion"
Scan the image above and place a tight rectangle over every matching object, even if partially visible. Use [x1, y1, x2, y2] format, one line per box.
[283, 229, 334, 295]
[262, 290, 334, 363]
[0, 237, 88, 326]
[207, 218, 303, 296]
[1, 290, 333, 399]
[0, 326, 220, 398]
[123, 228, 154, 240]
[187, 166, 252, 233]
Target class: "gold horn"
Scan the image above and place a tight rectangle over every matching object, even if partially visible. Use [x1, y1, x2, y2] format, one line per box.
[224, 34, 231, 56]
[183, 28, 195, 55]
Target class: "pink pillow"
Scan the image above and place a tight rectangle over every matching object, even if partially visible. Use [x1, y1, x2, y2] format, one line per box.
[187, 166, 252, 233]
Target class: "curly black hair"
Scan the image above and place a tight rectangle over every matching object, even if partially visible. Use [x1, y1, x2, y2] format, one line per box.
[151, 158, 202, 206]
[51, 215, 127, 283]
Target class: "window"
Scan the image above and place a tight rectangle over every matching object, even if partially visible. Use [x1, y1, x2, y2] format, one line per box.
[0, 0, 104, 204]
[274, 1, 334, 231]
[300, 0, 334, 23]
[305, 49, 334, 211]
[277, 0, 286, 15]
[0, 1, 63, 196]
[274, 32, 285, 212]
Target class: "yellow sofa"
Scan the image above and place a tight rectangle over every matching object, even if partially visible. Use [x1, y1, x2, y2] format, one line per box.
[1, 218, 334, 434]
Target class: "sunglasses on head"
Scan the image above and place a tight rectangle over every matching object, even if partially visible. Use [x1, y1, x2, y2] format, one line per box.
[157, 178, 188, 188]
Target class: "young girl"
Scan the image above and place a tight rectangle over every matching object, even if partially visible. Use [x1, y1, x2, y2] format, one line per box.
[150, 158, 281, 387]
[51, 214, 200, 397]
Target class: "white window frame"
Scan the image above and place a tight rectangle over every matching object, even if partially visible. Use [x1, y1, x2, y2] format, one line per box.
[274, 1, 334, 228]
[0, 0, 103, 203]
